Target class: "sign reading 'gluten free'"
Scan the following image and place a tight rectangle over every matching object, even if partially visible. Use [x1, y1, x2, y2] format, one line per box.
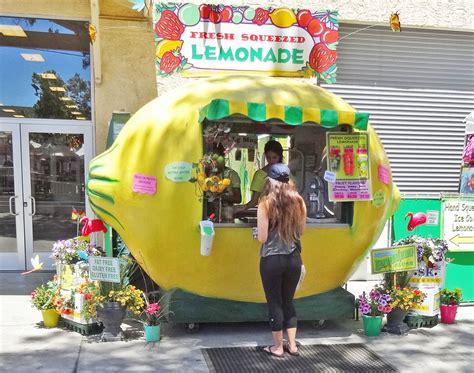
[89, 257, 121, 283]
[153, 3, 339, 83]
[370, 245, 418, 274]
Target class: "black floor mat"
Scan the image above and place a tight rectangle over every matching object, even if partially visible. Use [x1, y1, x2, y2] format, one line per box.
[202, 343, 398, 373]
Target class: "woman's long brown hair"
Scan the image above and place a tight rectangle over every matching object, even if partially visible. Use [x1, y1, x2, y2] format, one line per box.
[260, 178, 306, 245]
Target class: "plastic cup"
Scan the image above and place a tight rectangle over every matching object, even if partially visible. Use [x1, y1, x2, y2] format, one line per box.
[200, 220, 215, 256]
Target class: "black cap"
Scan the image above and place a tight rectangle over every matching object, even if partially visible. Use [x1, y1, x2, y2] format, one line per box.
[268, 163, 291, 183]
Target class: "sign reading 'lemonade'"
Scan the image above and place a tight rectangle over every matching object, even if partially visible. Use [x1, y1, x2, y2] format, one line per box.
[153, 3, 339, 83]
[371, 245, 418, 274]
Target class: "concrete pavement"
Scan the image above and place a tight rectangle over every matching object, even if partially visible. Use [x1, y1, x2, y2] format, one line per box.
[1, 272, 473, 372]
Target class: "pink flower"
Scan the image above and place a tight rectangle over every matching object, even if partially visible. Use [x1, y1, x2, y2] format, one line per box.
[383, 306, 392, 313]
[31, 291, 36, 299]
[377, 305, 384, 312]
[145, 303, 161, 315]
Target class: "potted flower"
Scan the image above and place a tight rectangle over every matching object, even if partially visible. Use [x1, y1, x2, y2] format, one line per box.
[358, 287, 392, 336]
[440, 288, 462, 324]
[51, 237, 103, 288]
[384, 286, 426, 334]
[80, 281, 144, 340]
[79, 255, 144, 341]
[31, 281, 61, 328]
[392, 235, 449, 286]
[140, 292, 173, 343]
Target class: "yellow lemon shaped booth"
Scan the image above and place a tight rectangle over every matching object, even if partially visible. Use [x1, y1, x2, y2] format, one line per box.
[87, 75, 399, 309]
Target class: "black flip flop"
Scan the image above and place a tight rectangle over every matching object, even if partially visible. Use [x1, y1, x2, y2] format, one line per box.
[261, 346, 285, 358]
[284, 345, 300, 357]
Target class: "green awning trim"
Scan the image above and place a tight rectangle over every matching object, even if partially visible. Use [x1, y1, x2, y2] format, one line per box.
[199, 99, 369, 130]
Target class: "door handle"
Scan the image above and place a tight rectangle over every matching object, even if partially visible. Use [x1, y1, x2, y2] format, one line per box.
[9, 196, 19, 216]
[29, 196, 36, 216]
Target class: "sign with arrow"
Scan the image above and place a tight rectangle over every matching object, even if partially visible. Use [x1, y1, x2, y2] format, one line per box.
[442, 197, 474, 252]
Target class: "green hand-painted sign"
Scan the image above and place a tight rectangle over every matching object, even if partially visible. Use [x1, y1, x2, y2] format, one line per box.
[371, 245, 417, 274]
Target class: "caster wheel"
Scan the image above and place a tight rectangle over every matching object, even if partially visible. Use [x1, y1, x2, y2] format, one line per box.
[184, 323, 200, 333]
[312, 320, 326, 330]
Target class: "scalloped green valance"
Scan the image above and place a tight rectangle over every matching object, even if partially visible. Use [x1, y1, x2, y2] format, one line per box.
[199, 99, 369, 130]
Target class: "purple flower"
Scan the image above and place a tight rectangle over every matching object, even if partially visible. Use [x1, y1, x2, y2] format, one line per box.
[369, 290, 381, 300]
[378, 299, 387, 307]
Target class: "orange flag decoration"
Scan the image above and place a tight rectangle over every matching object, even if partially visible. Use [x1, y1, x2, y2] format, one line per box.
[390, 12, 401, 32]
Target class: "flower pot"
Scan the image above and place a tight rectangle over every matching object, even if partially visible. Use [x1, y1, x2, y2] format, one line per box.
[41, 309, 60, 328]
[97, 302, 126, 341]
[440, 304, 458, 324]
[383, 307, 409, 335]
[144, 324, 161, 342]
[362, 315, 383, 337]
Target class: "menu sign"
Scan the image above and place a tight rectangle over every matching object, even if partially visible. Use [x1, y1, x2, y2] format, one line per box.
[326, 132, 372, 202]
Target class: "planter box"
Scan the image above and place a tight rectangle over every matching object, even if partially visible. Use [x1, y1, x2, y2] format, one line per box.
[404, 313, 439, 328]
[411, 287, 440, 316]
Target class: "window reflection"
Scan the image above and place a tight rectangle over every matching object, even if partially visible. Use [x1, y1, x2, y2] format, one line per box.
[0, 17, 91, 120]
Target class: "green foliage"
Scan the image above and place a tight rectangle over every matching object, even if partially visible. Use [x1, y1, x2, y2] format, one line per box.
[440, 288, 462, 306]
[31, 281, 60, 311]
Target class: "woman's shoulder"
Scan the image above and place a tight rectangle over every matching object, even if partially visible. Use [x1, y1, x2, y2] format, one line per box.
[254, 169, 267, 177]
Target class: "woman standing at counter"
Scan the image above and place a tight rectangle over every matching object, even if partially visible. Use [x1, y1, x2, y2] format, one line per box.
[234, 140, 284, 213]
[257, 163, 306, 358]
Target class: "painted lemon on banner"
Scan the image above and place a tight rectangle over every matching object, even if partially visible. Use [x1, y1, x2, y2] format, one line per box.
[87, 75, 399, 303]
[155, 39, 183, 59]
[269, 8, 296, 28]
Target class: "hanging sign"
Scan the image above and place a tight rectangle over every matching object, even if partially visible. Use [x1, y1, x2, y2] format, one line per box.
[326, 132, 372, 202]
[89, 257, 121, 283]
[441, 197, 474, 252]
[371, 245, 418, 274]
[153, 3, 339, 83]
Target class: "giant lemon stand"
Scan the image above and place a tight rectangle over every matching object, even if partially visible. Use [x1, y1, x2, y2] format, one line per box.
[87, 76, 400, 331]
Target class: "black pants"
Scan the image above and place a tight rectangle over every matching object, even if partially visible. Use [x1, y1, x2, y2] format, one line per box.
[260, 251, 302, 331]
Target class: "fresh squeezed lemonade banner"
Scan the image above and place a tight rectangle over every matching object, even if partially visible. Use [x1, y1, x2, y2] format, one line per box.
[153, 3, 339, 82]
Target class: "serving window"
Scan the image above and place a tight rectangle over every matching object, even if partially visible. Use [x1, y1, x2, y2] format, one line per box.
[200, 116, 353, 226]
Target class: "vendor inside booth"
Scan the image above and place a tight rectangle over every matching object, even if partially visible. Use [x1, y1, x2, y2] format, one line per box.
[201, 115, 353, 227]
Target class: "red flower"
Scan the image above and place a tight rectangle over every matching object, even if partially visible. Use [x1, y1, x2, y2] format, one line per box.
[62, 308, 73, 315]
[31, 291, 36, 299]
[84, 292, 92, 300]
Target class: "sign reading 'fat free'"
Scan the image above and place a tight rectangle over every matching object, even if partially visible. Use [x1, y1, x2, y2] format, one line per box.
[153, 3, 339, 83]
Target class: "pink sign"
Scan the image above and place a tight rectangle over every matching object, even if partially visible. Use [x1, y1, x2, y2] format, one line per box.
[378, 165, 390, 185]
[331, 180, 371, 201]
[132, 174, 157, 195]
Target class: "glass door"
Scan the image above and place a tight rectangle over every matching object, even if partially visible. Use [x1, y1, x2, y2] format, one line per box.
[21, 124, 93, 270]
[0, 123, 25, 270]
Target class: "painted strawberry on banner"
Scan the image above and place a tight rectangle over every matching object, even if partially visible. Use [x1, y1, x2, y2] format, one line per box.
[160, 50, 181, 73]
[309, 44, 337, 73]
[253, 7, 270, 25]
[155, 9, 184, 40]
